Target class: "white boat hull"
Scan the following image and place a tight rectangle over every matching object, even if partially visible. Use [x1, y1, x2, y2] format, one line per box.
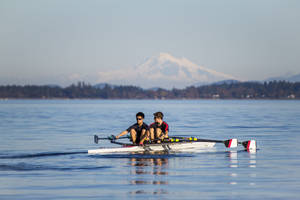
[88, 141, 216, 154]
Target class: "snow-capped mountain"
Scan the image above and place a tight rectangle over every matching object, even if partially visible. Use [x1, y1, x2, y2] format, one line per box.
[96, 53, 239, 89]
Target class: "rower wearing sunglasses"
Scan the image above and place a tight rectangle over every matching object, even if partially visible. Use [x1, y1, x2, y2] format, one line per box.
[115, 112, 149, 145]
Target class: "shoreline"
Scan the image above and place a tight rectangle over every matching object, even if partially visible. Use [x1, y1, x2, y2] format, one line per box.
[1, 98, 299, 101]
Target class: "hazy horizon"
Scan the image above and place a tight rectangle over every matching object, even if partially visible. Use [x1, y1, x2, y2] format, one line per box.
[1, 0, 300, 86]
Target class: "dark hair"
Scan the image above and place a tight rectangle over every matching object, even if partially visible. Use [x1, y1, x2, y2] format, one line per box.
[136, 112, 145, 119]
[153, 112, 164, 119]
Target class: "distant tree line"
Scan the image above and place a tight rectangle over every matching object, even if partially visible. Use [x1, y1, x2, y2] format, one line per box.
[0, 81, 299, 99]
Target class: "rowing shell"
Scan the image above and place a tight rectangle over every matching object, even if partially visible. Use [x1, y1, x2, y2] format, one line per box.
[88, 141, 216, 154]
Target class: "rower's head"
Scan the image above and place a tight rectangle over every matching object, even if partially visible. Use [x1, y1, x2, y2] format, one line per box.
[136, 112, 145, 124]
[153, 112, 163, 124]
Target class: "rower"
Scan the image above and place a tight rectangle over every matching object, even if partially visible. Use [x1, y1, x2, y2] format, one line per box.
[149, 112, 169, 143]
[115, 112, 149, 145]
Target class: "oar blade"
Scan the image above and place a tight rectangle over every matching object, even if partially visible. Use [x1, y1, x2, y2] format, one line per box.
[224, 138, 238, 148]
[94, 135, 99, 144]
[242, 140, 257, 151]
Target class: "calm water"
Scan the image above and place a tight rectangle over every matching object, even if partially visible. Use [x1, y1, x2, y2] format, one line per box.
[0, 100, 300, 200]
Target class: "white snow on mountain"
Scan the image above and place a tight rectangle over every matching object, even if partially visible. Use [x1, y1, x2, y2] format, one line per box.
[96, 53, 239, 89]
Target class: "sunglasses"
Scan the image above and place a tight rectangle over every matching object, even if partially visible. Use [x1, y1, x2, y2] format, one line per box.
[136, 118, 143, 120]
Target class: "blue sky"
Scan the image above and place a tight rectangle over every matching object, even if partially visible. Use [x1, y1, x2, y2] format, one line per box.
[0, 0, 299, 86]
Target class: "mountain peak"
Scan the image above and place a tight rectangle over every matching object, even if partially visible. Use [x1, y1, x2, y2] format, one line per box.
[96, 53, 239, 89]
[158, 52, 173, 58]
[157, 52, 179, 62]
[155, 52, 193, 67]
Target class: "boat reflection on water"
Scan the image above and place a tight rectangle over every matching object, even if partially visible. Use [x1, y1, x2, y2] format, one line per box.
[227, 149, 257, 168]
[248, 150, 257, 168]
[128, 152, 169, 195]
[228, 150, 238, 168]
[227, 150, 257, 186]
[128, 152, 169, 181]
[126, 149, 258, 196]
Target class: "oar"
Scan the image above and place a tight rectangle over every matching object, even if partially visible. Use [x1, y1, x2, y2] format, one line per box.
[110, 140, 136, 147]
[241, 140, 257, 151]
[94, 135, 256, 151]
[169, 136, 238, 148]
[94, 135, 129, 144]
[170, 136, 257, 151]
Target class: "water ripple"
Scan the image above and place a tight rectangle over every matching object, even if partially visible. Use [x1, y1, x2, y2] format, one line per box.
[0, 151, 87, 159]
[0, 162, 111, 171]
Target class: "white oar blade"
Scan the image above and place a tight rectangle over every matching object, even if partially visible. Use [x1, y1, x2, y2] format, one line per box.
[242, 140, 257, 151]
[230, 138, 238, 148]
[224, 139, 238, 148]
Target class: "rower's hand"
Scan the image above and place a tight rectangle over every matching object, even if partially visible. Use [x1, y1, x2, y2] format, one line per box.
[108, 135, 117, 140]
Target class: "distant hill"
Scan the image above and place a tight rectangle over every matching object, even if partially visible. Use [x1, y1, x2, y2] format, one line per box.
[265, 73, 300, 82]
[288, 74, 300, 82]
[147, 87, 164, 91]
[193, 79, 241, 87]
[211, 79, 241, 85]
[93, 83, 116, 89]
[1, 81, 299, 99]
[43, 84, 61, 88]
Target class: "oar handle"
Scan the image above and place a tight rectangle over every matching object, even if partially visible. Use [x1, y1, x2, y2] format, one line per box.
[94, 135, 129, 144]
[110, 140, 135, 147]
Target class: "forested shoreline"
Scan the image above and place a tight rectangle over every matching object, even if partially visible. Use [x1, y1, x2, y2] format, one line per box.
[0, 81, 299, 99]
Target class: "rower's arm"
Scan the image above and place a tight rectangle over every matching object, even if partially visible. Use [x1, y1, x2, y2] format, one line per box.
[165, 130, 169, 138]
[116, 130, 128, 139]
[159, 130, 168, 140]
[139, 129, 148, 144]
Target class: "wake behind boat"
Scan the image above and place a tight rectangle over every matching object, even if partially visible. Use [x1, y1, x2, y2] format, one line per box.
[88, 135, 257, 154]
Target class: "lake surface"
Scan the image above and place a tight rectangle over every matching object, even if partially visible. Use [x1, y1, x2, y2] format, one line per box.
[0, 100, 300, 200]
